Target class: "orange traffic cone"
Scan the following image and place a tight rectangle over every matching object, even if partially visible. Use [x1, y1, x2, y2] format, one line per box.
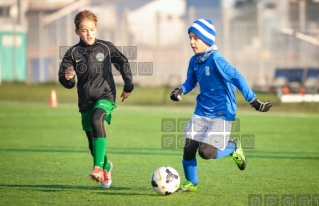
[50, 89, 58, 107]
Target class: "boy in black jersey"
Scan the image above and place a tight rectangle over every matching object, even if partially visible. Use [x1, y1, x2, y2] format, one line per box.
[58, 10, 134, 188]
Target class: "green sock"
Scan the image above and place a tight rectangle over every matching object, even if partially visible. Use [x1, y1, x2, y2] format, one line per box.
[93, 138, 106, 168]
[103, 156, 111, 171]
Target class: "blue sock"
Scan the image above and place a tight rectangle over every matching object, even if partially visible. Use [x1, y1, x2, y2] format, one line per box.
[214, 141, 236, 159]
[182, 158, 198, 185]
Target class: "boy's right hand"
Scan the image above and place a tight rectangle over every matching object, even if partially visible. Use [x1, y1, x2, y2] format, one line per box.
[170, 87, 183, 101]
[65, 66, 75, 80]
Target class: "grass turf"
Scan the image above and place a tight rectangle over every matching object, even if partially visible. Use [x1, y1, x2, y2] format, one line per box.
[0, 102, 319, 205]
[2, 82, 319, 113]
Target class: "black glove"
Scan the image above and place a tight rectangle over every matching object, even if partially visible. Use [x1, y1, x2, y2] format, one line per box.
[250, 98, 272, 112]
[170, 87, 183, 101]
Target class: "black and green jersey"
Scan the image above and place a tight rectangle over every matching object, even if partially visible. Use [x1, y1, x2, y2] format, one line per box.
[58, 38, 134, 112]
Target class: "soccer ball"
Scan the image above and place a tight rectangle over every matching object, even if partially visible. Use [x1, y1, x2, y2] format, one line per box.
[151, 166, 180, 195]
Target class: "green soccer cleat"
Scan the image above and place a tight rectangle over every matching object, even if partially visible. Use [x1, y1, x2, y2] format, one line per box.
[176, 180, 198, 192]
[230, 138, 247, 170]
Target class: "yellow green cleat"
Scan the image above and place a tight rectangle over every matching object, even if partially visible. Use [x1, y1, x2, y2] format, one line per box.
[230, 139, 247, 170]
[176, 180, 198, 192]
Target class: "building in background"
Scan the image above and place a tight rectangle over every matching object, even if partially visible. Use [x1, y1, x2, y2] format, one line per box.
[0, 0, 28, 82]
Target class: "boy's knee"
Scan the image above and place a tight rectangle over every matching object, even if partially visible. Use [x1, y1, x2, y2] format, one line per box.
[198, 147, 217, 160]
[90, 108, 107, 137]
[90, 109, 106, 127]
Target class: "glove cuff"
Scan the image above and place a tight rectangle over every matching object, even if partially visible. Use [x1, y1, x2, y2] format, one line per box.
[179, 86, 185, 95]
[249, 98, 257, 104]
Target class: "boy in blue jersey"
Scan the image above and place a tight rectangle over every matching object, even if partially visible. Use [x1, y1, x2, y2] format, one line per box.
[170, 19, 272, 192]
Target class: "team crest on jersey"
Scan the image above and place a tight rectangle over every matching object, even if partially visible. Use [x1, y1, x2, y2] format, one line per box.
[96, 52, 105, 61]
[205, 66, 210, 76]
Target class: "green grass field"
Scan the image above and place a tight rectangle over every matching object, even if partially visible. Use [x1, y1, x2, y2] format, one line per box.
[2, 82, 319, 112]
[0, 100, 319, 206]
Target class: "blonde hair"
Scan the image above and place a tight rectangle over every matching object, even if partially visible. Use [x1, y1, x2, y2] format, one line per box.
[74, 10, 97, 30]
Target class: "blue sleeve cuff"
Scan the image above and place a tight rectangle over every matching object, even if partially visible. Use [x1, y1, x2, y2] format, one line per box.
[179, 85, 186, 94]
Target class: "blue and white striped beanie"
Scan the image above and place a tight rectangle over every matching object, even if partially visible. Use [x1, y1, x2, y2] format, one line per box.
[188, 19, 216, 46]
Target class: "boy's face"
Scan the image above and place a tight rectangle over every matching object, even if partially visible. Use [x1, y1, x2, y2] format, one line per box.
[75, 20, 97, 45]
[189, 32, 209, 54]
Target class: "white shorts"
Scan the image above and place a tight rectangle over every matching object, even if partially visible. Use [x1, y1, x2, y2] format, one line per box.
[184, 114, 232, 150]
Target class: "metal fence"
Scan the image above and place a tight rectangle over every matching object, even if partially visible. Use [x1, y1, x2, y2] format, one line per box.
[24, 0, 319, 90]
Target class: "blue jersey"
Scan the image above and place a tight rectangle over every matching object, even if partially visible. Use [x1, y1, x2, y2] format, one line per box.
[180, 51, 256, 121]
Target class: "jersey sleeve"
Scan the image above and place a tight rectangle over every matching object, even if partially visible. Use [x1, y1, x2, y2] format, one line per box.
[58, 47, 76, 89]
[214, 56, 256, 102]
[180, 57, 197, 94]
[109, 43, 134, 92]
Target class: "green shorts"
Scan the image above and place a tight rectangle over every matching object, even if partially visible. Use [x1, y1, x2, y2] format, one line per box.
[81, 99, 117, 131]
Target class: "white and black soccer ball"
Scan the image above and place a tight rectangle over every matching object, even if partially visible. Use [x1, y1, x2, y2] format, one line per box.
[151, 166, 180, 195]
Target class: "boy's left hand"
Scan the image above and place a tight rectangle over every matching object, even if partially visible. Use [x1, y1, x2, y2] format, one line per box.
[120, 91, 131, 102]
[250, 98, 272, 112]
